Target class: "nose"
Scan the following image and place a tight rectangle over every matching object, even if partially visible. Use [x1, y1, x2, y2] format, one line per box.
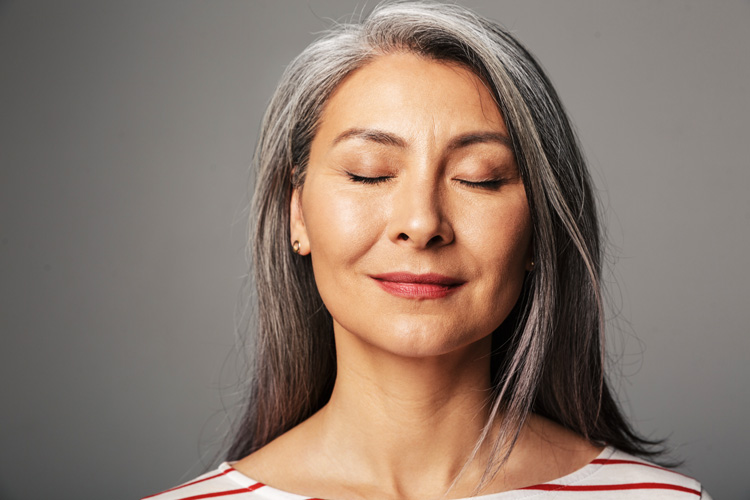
[387, 176, 454, 249]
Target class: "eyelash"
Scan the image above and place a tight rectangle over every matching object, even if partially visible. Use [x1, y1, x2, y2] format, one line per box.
[346, 172, 393, 185]
[457, 179, 507, 190]
[346, 172, 507, 189]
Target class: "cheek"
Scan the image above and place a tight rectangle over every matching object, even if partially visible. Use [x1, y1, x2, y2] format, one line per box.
[301, 181, 384, 278]
[301, 183, 388, 336]
[461, 192, 531, 263]
[459, 195, 532, 308]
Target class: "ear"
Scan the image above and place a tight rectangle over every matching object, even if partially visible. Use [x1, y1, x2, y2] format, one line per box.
[524, 236, 535, 272]
[289, 185, 310, 255]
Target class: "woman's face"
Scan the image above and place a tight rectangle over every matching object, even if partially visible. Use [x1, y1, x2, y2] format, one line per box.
[291, 53, 532, 358]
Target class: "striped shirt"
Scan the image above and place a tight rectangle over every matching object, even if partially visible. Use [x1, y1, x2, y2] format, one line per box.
[143, 447, 711, 500]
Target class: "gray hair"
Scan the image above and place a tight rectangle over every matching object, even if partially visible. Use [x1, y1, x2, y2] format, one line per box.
[229, 0, 663, 492]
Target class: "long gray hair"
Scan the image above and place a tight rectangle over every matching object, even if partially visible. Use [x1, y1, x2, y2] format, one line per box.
[228, 0, 663, 489]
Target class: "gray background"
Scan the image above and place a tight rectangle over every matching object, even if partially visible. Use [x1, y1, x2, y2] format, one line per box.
[1, 1, 748, 499]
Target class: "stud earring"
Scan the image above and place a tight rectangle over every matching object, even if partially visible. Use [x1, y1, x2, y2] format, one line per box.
[292, 240, 300, 254]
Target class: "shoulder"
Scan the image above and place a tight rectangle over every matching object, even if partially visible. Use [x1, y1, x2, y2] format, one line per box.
[522, 447, 711, 499]
[141, 463, 268, 500]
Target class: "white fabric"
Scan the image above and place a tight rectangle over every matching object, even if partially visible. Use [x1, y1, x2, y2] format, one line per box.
[143, 446, 711, 500]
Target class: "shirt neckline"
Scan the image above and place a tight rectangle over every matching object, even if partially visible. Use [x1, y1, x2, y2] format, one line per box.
[220, 446, 615, 500]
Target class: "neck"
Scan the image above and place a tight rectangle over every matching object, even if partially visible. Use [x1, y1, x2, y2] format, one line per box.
[233, 323, 605, 500]
[310, 326, 495, 498]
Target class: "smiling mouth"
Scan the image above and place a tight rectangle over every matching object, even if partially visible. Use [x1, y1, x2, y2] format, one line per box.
[370, 272, 465, 299]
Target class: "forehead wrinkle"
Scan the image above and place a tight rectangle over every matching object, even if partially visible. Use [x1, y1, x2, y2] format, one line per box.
[318, 54, 507, 165]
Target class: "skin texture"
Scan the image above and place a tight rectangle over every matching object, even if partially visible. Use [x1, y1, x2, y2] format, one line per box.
[235, 53, 602, 500]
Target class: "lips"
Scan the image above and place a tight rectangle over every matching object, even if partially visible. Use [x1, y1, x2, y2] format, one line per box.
[370, 272, 465, 299]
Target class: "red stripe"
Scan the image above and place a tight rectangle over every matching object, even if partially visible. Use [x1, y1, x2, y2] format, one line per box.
[142, 470, 233, 499]
[523, 482, 700, 495]
[591, 458, 692, 478]
[244, 482, 265, 492]
[173, 488, 253, 500]
[142, 465, 265, 500]
[592, 458, 668, 470]
[220, 464, 266, 492]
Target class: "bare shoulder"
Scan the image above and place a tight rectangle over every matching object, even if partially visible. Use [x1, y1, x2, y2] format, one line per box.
[232, 415, 336, 496]
[233, 426, 309, 481]
[519, 415, 709, 498]
[497, 413, 605, 487]
[524, 413, 605, 459]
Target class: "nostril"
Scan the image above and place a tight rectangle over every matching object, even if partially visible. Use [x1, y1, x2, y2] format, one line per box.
[398, 233, 409, 241]
[427, 235, 444, 247]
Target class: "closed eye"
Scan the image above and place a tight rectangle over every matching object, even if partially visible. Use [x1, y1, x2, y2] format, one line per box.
[456, 178, 508, 190]
[346, 172, 394, 185]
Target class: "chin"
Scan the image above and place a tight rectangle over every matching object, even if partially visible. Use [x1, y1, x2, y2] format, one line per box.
[357, 319, 492, 360]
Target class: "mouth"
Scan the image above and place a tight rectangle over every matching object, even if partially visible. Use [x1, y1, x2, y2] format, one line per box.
[369, 272, 466, 299]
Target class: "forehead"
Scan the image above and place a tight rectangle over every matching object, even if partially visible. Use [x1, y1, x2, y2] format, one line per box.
[312, 52, 508, 148]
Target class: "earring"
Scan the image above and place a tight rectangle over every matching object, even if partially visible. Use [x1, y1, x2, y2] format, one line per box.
[292, 240, 301, 254]
[530, 260, 535, 270]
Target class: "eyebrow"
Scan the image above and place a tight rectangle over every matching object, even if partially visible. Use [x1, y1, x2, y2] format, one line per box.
[332, 128, 408, 148]
[446, 131, 512, 150]
[331, 128, 511, 151]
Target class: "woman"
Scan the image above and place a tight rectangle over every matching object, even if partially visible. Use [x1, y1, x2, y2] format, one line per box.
[145, 2, 709, 499]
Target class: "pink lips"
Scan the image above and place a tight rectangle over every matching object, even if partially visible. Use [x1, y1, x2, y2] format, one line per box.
[370, 272, 465, 299]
